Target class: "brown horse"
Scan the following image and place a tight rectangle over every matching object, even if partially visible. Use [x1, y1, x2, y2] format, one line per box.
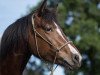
[0, 0, 82, 75]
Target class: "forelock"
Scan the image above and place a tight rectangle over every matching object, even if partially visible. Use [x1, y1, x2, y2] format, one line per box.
[41, 9, 57, 22]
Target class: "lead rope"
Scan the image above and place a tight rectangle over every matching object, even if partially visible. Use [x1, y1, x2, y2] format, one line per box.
[50, 52, 57, 75]
[32, 15, 58, 75]
[32, 15, 44, 61]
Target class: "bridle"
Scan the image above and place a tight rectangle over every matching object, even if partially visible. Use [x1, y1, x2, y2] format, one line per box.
[31, 14, 72, 75]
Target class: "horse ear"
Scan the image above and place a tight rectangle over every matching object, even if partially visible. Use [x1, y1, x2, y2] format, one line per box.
[38, 0, 47, 14]
[52, 4, 58, 12]
[49, 4, 58, 13]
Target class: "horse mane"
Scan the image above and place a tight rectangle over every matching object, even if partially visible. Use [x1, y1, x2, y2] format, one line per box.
[0, 14, 32, 60]
[0, 8, 57, 60]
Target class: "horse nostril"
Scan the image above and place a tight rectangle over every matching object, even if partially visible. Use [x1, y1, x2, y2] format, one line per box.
[73, 54, 79, 64]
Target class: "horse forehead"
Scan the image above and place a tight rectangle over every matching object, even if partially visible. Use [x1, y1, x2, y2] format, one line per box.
[53, 21, 61, 31]
[53, 21, 66, 40]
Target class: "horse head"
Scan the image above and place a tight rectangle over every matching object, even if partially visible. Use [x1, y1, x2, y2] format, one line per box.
[29, 0, 82, 70]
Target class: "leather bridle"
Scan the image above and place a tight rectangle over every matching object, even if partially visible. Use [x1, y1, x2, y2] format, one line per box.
[31, 14, 72, 75]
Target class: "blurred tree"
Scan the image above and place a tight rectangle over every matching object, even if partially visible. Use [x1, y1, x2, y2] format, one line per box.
[56, 0, 100, 75]
[24, 0, 100, 75]
[23, 56, 50, 75]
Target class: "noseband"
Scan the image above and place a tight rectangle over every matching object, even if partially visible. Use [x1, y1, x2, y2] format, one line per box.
[31, 14, 72, 75]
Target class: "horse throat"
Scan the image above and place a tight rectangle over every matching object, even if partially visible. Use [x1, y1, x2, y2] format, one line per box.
[0, 48, 31, 75]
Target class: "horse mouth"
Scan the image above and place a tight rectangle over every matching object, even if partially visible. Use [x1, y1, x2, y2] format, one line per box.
[62, 60, 74, 70]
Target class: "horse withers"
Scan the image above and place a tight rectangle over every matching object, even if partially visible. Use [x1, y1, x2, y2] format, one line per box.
[0, 0, 82, 75]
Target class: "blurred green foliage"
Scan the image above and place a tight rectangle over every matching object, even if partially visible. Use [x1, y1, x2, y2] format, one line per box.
[57, 0, 100, 75]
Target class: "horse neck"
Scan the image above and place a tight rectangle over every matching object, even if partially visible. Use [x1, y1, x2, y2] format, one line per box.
[0, 48, 31, 75]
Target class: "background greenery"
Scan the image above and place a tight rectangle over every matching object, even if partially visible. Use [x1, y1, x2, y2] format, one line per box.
[24, 0, 100, 75]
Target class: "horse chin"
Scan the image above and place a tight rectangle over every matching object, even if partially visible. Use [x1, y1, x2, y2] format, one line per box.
[62, 61, 75, 70]
[57, 60, 77, 71]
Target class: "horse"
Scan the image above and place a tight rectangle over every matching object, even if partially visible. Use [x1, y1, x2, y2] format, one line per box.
[0, 0, 82, 75]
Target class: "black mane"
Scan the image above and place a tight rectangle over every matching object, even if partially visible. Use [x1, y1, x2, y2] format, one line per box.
[0, 14, 32, 60]
[40, 9, 57, 22]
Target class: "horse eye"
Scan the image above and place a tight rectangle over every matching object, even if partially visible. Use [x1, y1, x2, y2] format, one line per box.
[45, 27, 52, 32]
[44, 26, 52, 32]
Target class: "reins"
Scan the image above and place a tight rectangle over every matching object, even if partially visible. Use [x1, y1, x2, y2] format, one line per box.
[31, 14, 72, 75]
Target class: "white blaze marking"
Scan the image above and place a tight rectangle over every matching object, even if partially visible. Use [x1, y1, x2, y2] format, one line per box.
[54, 22, 65, 40]
[54, 22, 82, 62]
[68, 44, 79, 54]
[68, 44, 82, 62]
